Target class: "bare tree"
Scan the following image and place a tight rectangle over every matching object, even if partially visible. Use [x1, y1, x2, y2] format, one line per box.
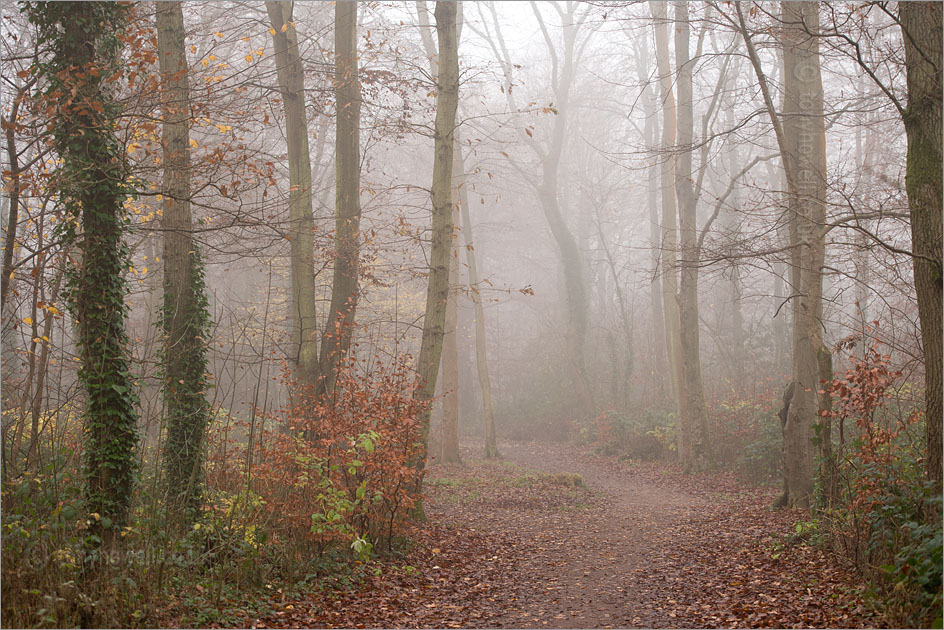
[266, 1, 319, 388]
[319, 0, 363, 400]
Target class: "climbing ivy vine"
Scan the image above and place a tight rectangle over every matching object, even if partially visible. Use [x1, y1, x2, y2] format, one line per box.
[160, 248, 212, 520]
[25, 1, 139, 539]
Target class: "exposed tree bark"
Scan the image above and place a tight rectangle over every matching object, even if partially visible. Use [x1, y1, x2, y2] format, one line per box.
[157, 1, 211, 520]
[737, 1, 830, 507]
[440, 198, 461, 464]
[415, 1, 459, 514]
[673, 1, 710, 472]
[455, 143, 501, 459]
[899, 2, 943, 488]
[1, 81, 31, 309]
[418, 0, 461, 463]
[529, 1, 594, 413]
[266, 1, 319, 389]
[650, 0, 684, 418]
[319, 0, 363, 401]
[632, 31, 666, 402]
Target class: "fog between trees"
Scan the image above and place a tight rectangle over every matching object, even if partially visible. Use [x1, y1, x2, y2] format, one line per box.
[1, 1, 941, 627]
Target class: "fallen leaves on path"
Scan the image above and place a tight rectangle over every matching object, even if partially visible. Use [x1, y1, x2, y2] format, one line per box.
[248, 441, 880, 629]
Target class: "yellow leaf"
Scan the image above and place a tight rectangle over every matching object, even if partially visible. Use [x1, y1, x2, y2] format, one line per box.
[190, 45, 196, 53]
[245, 54, 253, 63]
[141, 267, 148, 275]
[47, 306, 59, 315]
[23, 317, 32, 326]
[281, 23, 288, 32]
[269, 28, 276, 35]
[214, 31, 224, 38]
[189, 139, 198, 149]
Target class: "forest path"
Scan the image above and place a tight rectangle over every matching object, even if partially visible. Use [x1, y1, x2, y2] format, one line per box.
[253, 440, 874, 628]
[441, 440, 705, 628]
[419, 439, 874, 629]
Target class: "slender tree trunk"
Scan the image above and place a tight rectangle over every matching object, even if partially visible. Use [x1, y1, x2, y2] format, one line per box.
[418, 0, 461, 463]
[157, 1, 210, 520]
[899, 2, 943, 488]
[781, 1, 829, 508]
[440, 200, 461, 463]
[25, 265, 65, 469]
[534, 5, 593, 414]
[673, 1, 710, 472]
[266, 1, 319, 389]
[319, 1, 363, 400]
[738, 1, 829, 507]
[1, 83, 29, 309]
[633, 33, 666, 403]
[723, 87, 745, 372]
[414, 1, 459, 516]
[650, 0, 684, 427]
[455, 144, 500, 458]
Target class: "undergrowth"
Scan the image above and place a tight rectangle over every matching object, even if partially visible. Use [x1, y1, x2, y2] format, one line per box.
[1, 358, 426, 628]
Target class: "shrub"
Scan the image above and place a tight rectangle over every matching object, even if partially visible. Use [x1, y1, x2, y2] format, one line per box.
[206, 355, 425, 574]
[820, 344, 942, 628]
[706, 385, 782, 482]
[578, 409, 676, 460]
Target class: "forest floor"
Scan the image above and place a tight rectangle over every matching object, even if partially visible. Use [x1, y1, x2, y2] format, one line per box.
[248, 440, 881, 629]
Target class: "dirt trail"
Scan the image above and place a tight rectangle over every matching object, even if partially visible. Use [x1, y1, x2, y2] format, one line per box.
[423, 440, 873, 629]
[477, 441, 704, 627]
[253, 439, 873, 628]
[426, 441, 712, 628]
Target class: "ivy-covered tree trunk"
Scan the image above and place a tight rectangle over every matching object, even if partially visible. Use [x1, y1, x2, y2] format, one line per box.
[26, 2, 139, 540]
[414, 0, 458, 518]
[899, 2, 943, 489]
[157, 1, 211, 521]
[319, 0, 363, 400]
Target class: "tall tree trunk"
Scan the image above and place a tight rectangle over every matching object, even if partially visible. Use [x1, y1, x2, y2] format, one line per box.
[418, 0, 461, 463]
[440, 200, 461, 463]
[157, 1, 211, 521]
[415, 1, 459, 515]
[739, 1, 829, 508]
[723, 83, 745, 374]
[673, 1, 709, 472]
[266, 1, 319, 389]
[1, 82, 30, 309]
[780, 1, 829, 508]
[532, 3, 593, 414]
[455, 144, 500, 458]
[27, 2, 141, 538]
[650, 0, 684, 422]
[633, 32, 666, 403]
[319, 1, 363, 400]
[899, 2, 943, 488]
